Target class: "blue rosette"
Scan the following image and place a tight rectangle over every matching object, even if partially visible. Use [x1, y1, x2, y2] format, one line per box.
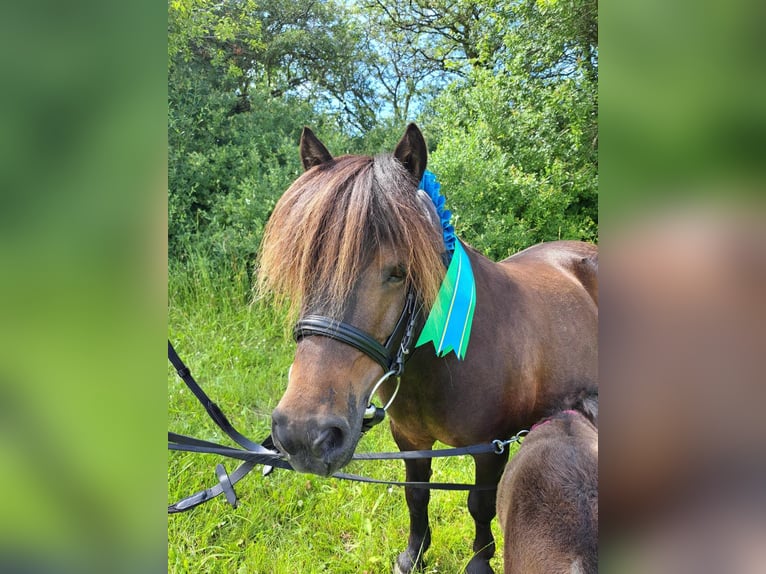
[419, 170, 456, 253]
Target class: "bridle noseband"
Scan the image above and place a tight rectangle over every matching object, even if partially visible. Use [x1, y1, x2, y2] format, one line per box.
[292, 287, 421, 431]
[293, 287, 420, 376]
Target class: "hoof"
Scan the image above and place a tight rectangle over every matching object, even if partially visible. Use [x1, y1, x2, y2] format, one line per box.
[465, 556, 494, 574]
[394, 549, 423, 574]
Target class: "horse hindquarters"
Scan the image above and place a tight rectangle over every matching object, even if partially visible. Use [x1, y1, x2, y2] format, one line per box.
[498, 466, 596, 574]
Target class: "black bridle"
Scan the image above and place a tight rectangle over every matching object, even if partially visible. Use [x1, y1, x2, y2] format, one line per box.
[293, 287, 421, 431]
[293, 286, 420, 378]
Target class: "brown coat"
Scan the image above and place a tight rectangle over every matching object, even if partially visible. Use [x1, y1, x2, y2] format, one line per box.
[497, 409, 598, 574]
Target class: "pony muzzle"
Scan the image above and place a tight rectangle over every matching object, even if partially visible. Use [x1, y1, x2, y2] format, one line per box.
[270, 409, 355, 476]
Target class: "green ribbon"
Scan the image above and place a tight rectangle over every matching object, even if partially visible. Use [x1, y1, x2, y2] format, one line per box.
[415, 241, 476, 360]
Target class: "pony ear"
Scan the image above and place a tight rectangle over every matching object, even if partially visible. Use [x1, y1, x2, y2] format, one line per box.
[393, 123, 427, 183]
[300, 127, 333, 171]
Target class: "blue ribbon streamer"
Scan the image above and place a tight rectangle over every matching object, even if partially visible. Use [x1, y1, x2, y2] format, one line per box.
[416, 171, 476, 359]
[419, 170, 456, 253]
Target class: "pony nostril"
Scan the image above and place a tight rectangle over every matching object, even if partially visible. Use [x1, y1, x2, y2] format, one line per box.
[271, 408, 293, 455]
[311, 425, 345, 458]
[272, 410, 348, 462]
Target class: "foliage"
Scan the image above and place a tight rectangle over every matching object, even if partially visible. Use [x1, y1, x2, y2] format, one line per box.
[359, 0, 505, 73]
[427, 68, 597, 259]
[168, 0, 382, 266]
[424, 0, 598, 258]
[168, 0, 597, 269]
[168, 79, 312, 266]
[352, 1, 458, 124]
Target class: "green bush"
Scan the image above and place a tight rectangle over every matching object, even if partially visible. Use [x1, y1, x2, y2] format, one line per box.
[428, 68, 598, 260]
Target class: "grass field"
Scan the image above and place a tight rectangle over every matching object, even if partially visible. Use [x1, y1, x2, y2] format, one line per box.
[168, 256, 512, 573]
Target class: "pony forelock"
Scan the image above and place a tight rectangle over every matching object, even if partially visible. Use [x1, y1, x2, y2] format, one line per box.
[256, 154, 445, 322]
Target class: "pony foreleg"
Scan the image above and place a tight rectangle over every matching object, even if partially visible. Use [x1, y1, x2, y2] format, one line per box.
[465, 452, 508, 574]
[392, 429, 434, 574]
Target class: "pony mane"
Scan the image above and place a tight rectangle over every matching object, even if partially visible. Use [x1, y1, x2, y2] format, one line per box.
[256, 154, 444, 322]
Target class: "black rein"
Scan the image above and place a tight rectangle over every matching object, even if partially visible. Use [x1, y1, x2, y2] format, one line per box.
[168, 340, 527, 514]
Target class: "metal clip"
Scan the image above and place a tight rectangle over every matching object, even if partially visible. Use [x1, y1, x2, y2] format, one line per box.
[492, 429, 530, 455]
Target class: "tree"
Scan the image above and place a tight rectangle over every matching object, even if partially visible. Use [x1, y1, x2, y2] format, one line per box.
[167, 0, 598, 266]
[424, 0, 598, 258]
[361, 0, 505, 73]
[168, 0, 380, 263]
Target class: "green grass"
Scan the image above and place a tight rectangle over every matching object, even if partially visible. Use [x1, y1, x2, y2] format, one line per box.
[168, 256, 513, 573]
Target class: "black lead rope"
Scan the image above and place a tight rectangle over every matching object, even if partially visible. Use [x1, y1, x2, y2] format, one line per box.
[168, 341, 526, 514]
[168, 341, 273, 453]
[168, 340, 279, 513]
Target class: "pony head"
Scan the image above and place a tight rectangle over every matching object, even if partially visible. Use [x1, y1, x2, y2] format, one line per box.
[258, 124, 444, 475]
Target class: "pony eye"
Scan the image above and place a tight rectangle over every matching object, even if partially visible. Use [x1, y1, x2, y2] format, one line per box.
[386, 266, 406, 284]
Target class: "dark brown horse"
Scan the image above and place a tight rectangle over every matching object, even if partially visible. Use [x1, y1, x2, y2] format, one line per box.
[257, 124, 598, 574]
[496, 401, 598, 574]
